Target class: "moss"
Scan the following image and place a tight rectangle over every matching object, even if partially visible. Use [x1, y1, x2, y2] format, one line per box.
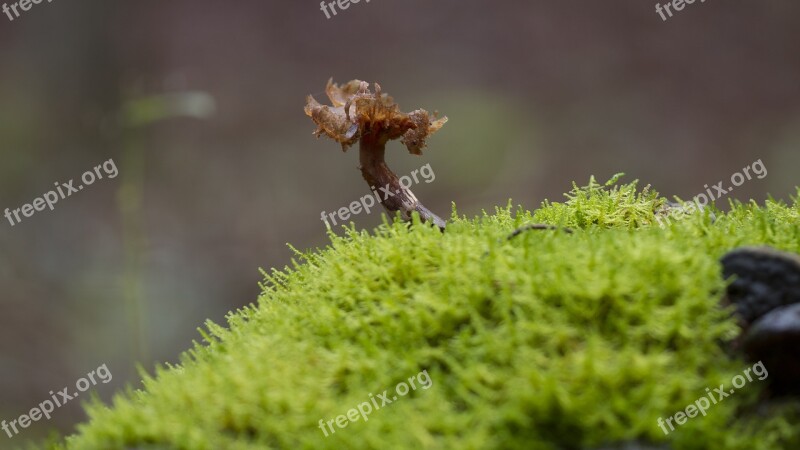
[51, 177, 800, 450]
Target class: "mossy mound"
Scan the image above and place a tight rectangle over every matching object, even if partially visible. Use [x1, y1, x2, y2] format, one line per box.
[53, 177, 800, 450]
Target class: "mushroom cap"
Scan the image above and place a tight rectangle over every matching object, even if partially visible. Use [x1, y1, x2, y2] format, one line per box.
[304, 79, 447, 153]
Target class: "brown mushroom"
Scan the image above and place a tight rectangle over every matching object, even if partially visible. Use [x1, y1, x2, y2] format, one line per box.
[305, 79, 447, 230]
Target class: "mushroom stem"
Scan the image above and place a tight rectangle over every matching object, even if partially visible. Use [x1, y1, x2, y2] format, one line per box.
[359, 131, 446, 230]
[305, 79, 447, 230]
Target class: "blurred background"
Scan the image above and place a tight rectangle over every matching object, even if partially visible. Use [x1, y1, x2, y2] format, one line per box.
[0, 0, 798, 445]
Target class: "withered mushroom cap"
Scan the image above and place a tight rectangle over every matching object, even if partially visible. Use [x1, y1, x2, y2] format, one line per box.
[304, 79, 448, 230]
[304, 79, 447, 153]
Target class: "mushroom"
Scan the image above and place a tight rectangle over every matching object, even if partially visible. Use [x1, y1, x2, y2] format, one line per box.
[305, 79, 447, 230]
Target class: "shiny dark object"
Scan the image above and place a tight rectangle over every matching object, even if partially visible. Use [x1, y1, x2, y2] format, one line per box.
[721, 246, 800, 397]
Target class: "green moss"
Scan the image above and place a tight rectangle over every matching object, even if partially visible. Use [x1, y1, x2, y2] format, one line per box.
[52, 177, 800, 450]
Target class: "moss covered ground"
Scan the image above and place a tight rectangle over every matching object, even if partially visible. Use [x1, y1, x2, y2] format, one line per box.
[49, 176, 800, 449]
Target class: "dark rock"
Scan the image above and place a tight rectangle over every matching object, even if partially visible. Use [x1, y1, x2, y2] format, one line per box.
[721, 246, 800, 327]
[741, 303, 800, 396]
